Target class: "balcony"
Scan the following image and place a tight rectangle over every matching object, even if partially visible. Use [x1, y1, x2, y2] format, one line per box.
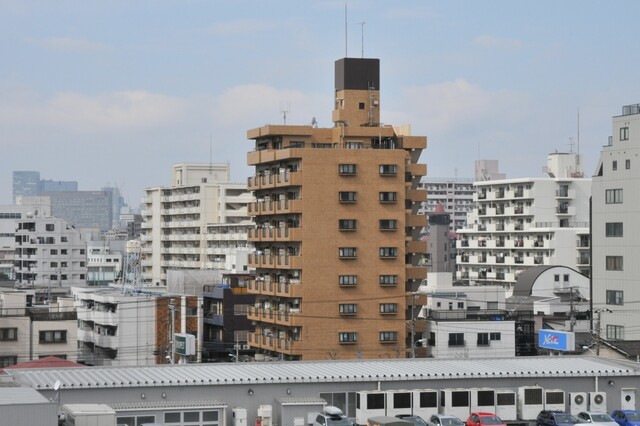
[247, 332, 298, 355]
[248, 254, 302, 270]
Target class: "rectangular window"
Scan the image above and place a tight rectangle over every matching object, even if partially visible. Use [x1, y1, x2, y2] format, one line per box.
[339, 191, 357, 202]
[379, 219, 398, 230]
[0, 356, 17, 368]
[606, 256, 623, 271]
[339, 219, 357, 231]
[606, 324, 624, 340]
[61, 237, 68, 243]
[339, 332, 357, 343]
[339, 247, 357, 258]
[626, 159, 631, 169]
[45, 224, 54, 231]
[339, 275, 357, 286]
[620, 126, 629, 141]
[606, 222, 623, 237]
[379, 247, 398, 258]
[554, 274, 559, 282]
[379, 164, 397, 175]
[50, 262, 58, 268]
[613, 160, 618, 171]
[379, 192, 397, 203]
[477, 333, 489, 346]
[563, 274, 569, 282]
[448, 333, 465, 347]
[606, 290, 624, 305]
[339, 164, 357, 175]
[379, 303, 398, 314]
[61, 249, 68, 255]
[380, 331, 398, 342]
[379, 275, 398, 286]
[339, 304, 357, 315]
[39, 330, 67, 343]
[605, 189, 623, 204]
[490, 332, 501, 341]
[0, 328, 17, 341]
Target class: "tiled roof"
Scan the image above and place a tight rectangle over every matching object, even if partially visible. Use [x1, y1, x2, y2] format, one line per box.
[5, 356, 86, 370]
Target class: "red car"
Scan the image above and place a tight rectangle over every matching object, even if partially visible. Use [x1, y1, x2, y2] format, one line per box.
[466, 413, 507, 426]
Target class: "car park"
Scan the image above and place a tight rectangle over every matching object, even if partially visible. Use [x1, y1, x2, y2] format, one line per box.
[576, 412, 617, 426]
[396, 415, 428, 426]
[313, 406, 353, 426]
[611, 410, 640, 426]
[537, 411, 589, 426]
[466, 412, 507, 426]
[428, 414, 466, 426]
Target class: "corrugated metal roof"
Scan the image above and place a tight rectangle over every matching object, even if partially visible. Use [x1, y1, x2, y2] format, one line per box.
[276, 397, 327, 405]
[108, 400, 226, 410]
[0, 387, 51, 405]
[9, 356, 639, 391]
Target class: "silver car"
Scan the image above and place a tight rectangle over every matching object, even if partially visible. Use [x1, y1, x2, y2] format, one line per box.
[428, 414, 466, 426]
[576, 412, 618, 426]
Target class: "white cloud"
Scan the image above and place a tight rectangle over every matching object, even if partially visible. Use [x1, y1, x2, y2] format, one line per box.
[32, 36, 113, 53]
[473, 35, 523, 49]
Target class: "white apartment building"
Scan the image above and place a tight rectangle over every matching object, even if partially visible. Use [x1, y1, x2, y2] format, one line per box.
[86, 243, 123, 286]
[592, 103, 640, 342]
[14, 216, 87, 288]
[456, 153, 591, 292]
[419, 177, 475, 232]
[141, 163, 253, 287]
[0, 290, 77, 367]
[0, 205, 35, 280]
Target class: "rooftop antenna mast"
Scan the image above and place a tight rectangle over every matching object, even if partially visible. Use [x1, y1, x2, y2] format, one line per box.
[358, 22, 365, 58]
[344, 3, 348, 57]
[280, 101, 290, 125]
[209, 135, 213, 175]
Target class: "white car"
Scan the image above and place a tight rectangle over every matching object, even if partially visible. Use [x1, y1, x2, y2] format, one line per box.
[576, 412, 618, 426]
[428, 414, 466, 426]
[313, 406, 353, 426]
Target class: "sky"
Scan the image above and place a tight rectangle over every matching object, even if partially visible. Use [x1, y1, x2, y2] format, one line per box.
[1, 1, 639, 207]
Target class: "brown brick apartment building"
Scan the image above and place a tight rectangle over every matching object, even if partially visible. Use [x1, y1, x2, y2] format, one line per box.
[246, 57, 427, 360]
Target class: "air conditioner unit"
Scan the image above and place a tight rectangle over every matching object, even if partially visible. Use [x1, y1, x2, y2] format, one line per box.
[356, 391, 386, 426]
[412, 389, 438, 420]
[439, 389, 471, 420]
[517, 386, 544, 420]
[569, 392, 588, 415]
[386, 390, 413, 417]
[589, 392, 607, 412]
[545, 389, 565, 411]
[471, 388, 496, 413]
[496, 390, 517, 422]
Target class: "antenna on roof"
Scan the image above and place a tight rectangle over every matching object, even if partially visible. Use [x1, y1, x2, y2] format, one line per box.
[209, 135, 213, 174]
[344, 3, 348, 57]
[280, 101, 290, 125]
[358, 22, 365, 58]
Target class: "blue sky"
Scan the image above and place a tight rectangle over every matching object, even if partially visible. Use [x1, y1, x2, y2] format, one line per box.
[1, 1, 638, 206]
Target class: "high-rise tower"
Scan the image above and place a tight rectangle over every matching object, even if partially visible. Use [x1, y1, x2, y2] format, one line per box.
[246, 58, 427, 360]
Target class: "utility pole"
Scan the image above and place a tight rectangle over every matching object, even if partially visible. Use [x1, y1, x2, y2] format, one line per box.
[168, 299, 175, 364]
[594, 308, 612, 356]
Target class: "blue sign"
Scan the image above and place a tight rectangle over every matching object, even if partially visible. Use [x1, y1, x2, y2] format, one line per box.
[538, 329, 574, 351]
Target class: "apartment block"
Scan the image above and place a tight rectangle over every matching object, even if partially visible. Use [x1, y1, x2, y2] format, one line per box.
[245, 57, 427, 360]
[14, 216, 87, 288]
[141, 163, 253, 287]
[419, 177, 475, 232]
[456, 152, 590, 291]
[592, 103, 640, 342]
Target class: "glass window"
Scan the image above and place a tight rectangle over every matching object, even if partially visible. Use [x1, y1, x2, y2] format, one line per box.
[339, 192, 357, 202]
[605, 189, 623, 204]
[606, 290, 624, 305]
[339, 332, 357, 343]
[339, 304, 357, 315]
[184, 412, 200, 422]
[606, 222, 623, 237]
[379, 192, 397, 203]
[448, 333, 465, 347]
[339, 247, 357, 258]
[339, 219, 357, 230]
[39, 330, 67, 343]
[490, 332, 501, 341]
[613, 160, 618, 170]
[620, 127, 629, 141]
[379, 219, 398, 230]
[379, 164, 397, 175]
[379, 247, 398, 258]
[339, 164, 357, 175]
[379, 303, 398, 314]
[380, 331, 398, 342]
[477, 333, 489, 346]
[339, 275, 357, 286]
[0, 328, 17, 341]
[379, 275, 398, 286]
[626, 159, 631, 169]
[606, 256, 623, 271]
[606, 324, 624, 340]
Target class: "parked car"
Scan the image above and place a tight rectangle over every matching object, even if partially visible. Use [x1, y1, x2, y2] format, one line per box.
[313, 406, 353, 426]
[611, 410, 640, 426]
[537, 410, 589, 426]
[396, 415, 428, 426]
[466, 412, 507, 426]
[576, 412, 617, 426]
[428, 414, 466, 426]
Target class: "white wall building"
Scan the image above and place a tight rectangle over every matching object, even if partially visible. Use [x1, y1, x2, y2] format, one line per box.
[592, 103, 640, 342]
[86, 242, 124, 287]
[419, 177, 475, 232]
[0, 290, 77, 366]
[456, 152, 590, 292]
[0, 205, 40, 280]
[14, 216, 87, 288]
[141, 163, 254, 288]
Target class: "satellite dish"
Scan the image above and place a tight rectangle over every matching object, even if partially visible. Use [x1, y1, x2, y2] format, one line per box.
[53, 380, 61, 391]
[311, 117, 318, 128]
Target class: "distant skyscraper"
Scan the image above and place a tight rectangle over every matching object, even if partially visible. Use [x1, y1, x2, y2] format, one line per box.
[13, 171, 41, 202]
[41, 179, 78, 193]
[475, 159, 506, 181]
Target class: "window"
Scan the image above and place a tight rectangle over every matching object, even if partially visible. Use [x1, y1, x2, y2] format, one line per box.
[490, 332, 501, 341]
[50, 249, 57, 255]
[379, 219, 398, 231]
[554, 274, 559, 282]
[339, 332, 357, 343]
[0, 328, 17, 341]
[339, 304, 357, 315]
[339, 247, 357, 258]
[379, 247, 398, 258]
[339, 219, 357, 231]
[606, 290, 624, 305]
[45, 224, 54, 231]
[477, 333, 489, 346]
[50, 262, 58, 268]
[605, 189, 623, 204]
[61, 237, 68, 242]
[61, 249, 68, 255]
[39, 330, 67, 343]
[339, 191, 357, 203]
[358, 102, 365, 110]
[379, 331, 398, 342]
[379, 275, 398, 286]
[563, 274, 569, 282]
[606, 256, 623, 271]
[626, 159, 631, 169]
[379, 192, 397, 203]
[613, 160, 618, 171]
[620, 126, 629, 141]
[339, 275, 357, 286]
[339, 164, 357, 175]
[379, 303, 398, 314]
[606, 324, 624, 340]
[606, 222, 623, 237]
[61, 262, 68, 267]
[0, 356, 17, 368]
[448, 333, 465, 347]
[379, 164, 397, 175]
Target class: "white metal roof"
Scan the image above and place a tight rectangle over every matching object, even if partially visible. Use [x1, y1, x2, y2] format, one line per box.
[9, 356, 639, 391]
[0, 387, 50, 405]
